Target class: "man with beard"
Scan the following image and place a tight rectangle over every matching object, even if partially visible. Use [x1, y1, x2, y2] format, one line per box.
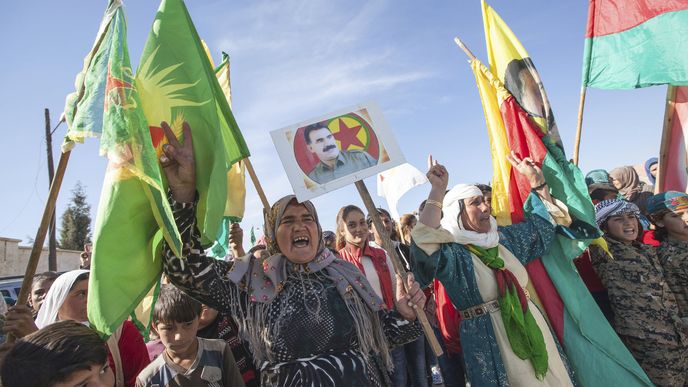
[304, 123, 377, 184]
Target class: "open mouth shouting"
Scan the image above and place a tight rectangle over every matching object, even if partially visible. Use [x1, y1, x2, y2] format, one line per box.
[292, 235, 310, 248]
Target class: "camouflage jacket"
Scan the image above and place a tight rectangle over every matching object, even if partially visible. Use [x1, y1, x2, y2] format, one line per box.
[589, 237, 686, 345]
[658, 238, 688, 319]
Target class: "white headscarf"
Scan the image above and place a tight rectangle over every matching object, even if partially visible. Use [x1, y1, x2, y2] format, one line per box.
[35, 269, 89, 329]
[440, 184, 500, 248]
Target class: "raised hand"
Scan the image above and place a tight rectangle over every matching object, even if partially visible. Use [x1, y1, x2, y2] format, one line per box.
[426, 154, 449, 192]
[160, 121, 196, 203]
[394, 273, 426, 321]
[506, 151, 545, 188]
[228, 222, 245, 257]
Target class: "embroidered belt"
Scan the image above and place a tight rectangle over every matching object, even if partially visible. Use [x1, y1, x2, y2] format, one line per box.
[460, 288, 530, 320]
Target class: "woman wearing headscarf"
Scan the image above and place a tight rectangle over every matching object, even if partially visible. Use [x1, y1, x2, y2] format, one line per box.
[644, 157, 658, 186]
[411, 153, 575, 386]
[609, 166, 654, 214]
[156, 122, 425, 386]
[648, 192, 688, 318]
[36, 270, 150, 387]
[590, 199, 687, 386]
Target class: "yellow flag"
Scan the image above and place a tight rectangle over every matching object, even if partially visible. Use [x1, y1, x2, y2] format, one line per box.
[214, 52, 246, 220]
[470, 59, 512, 226]
[482, 0, 561, 146]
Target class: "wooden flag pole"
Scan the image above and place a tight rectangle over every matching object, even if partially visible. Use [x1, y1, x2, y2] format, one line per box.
[454, 37, 477, 61]
[572, 88, 588, 166]
[656, 85, 678, 193]
[243, 157, 270, 211]
[8, 150, 72, 343]
[354, 180, 444, 357]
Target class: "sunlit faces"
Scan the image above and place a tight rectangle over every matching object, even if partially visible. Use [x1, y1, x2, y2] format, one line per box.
[342, 210, 369, 247]
[154, 318, 200, 360]
[307, 127, 340, 163]
[483, 192, 493, 213]
[460, 195, 491, 234]
[276, 203, 320, 264]
[51, 363, 114, 387]
[610, 177, 623, 191]
[29, 278, 55, 311]
[604, 213, 640, 243]
[649, 163, 659, 178]
[58, 279, 89, 323]
[657, 209, 688, 241]
[198, 305, 219, 330]
[371, 212, 394, 240]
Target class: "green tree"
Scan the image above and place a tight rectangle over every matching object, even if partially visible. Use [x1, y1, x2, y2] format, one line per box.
[59, 181, 92, 250]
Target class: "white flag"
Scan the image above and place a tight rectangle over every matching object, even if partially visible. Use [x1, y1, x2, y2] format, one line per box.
[377, 163, 428, 220]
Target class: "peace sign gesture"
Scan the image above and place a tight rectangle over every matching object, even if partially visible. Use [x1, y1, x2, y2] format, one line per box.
[160, 121, 196, 203]
[506, 151, 545, 188]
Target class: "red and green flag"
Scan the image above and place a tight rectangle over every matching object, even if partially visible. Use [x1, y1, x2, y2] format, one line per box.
[475, 3, 652, 385]
[136, 0, 250, 250]
[583, 1, 688, 89]
[63, 0, 182, 337]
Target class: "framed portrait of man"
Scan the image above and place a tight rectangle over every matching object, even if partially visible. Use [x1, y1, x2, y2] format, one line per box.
[271, 102, 404, 201]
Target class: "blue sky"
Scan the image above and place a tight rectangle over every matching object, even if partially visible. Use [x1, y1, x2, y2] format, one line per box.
[1, 1, 665, 248]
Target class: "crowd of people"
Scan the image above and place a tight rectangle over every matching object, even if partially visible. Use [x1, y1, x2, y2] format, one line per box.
[1, 128, 687, 387]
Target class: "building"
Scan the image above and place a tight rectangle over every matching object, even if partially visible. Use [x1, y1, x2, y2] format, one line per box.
[0, 236, 81, 277]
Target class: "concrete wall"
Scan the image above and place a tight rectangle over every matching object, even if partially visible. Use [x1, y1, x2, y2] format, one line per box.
[0, 237, 81, 277]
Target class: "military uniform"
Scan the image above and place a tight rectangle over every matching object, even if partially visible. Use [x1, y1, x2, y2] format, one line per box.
[590, 237, 688, 386]
[307, 150, 376, 184]
[659, 238, 688, 319]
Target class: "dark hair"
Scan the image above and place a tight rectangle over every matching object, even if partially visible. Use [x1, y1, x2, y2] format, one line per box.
[1, 320, 108, 387]
[153, 284, 202, 324]
[366, 208, 391, 226]
[303, 122, 330, 144]
[32, 271, 59, 288]
[366, 208, 399, 241]
[649, 210, 671, 242]
[590, 188, 617, 203]
[69, 272, 90, 292]
[474, 184, 491, 195]
[335, 205, 366, 250]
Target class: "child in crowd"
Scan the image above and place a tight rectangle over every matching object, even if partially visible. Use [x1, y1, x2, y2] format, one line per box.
[1, 320, 115, 387]
[648, 191, 688, 319]
[589, 199, 687, 386]
[136, 284, 245, 387]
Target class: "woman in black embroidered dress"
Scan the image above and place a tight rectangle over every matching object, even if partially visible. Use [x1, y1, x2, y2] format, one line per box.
[157, 122, 425, 386]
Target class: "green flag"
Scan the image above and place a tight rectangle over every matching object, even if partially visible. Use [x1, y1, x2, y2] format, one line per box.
[64, 0, 182, 337]
[136, 0, 250, 250]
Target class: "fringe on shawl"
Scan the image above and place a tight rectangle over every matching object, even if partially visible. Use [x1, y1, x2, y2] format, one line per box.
[225, 269, 394, 372]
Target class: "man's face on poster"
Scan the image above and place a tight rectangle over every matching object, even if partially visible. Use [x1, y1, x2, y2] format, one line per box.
[307, 127, 340, 162]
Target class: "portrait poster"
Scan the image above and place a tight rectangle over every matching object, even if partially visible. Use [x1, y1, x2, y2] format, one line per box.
[270, 102, 405, 201]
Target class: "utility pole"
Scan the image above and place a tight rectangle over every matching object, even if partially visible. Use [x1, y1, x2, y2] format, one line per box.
[45, 108, 57, 271]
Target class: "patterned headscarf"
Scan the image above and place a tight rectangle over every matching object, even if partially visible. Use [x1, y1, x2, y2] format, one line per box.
[441, 184, 499, 248]
[228, 194, 393, 368]
[609, 166, 643, 201]
[263, 195, 322, 256]
[647, 191, 688, 217]
[594, 199, 640, 227]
